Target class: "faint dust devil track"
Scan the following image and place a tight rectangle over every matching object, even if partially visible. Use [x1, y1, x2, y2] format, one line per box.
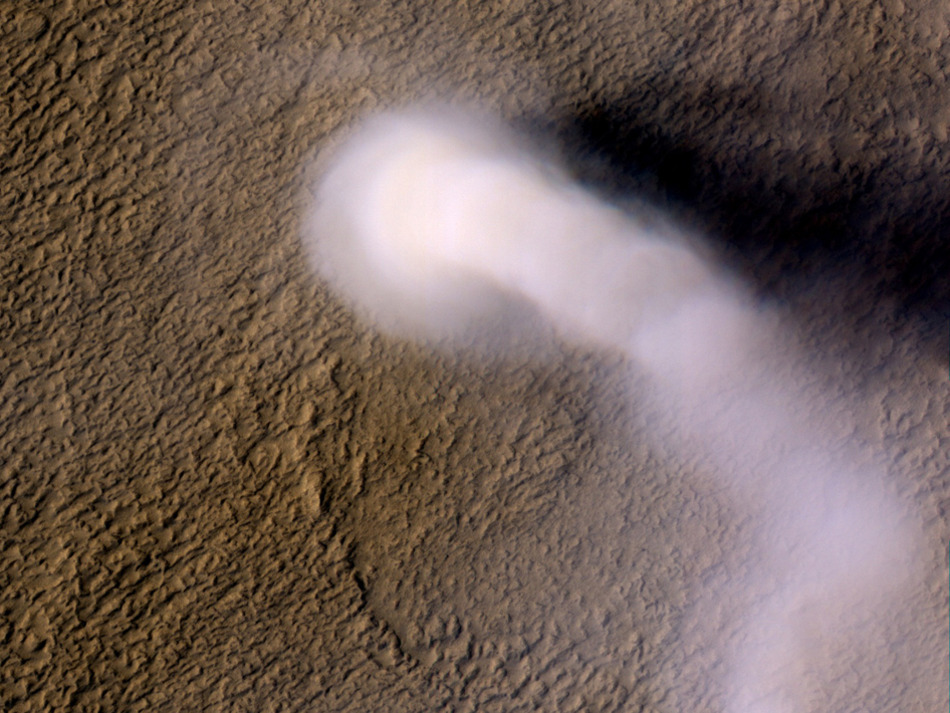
[300, 107, 922, 713]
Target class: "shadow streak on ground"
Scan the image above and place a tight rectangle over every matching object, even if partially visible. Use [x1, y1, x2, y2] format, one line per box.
[550, 93, 950, 367]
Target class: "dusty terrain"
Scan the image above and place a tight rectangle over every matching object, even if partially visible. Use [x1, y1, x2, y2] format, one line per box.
[2, 1, 949, 711]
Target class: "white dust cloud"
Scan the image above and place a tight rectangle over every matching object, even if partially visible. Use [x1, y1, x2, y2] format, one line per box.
[301, 107, 922, 712]
[303, 108, 717, 347]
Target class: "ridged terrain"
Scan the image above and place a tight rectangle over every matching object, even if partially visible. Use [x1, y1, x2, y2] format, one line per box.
[2, 1, 948, 710]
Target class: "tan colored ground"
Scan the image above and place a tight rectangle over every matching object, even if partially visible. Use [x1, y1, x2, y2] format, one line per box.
[2, 1, 949, 711]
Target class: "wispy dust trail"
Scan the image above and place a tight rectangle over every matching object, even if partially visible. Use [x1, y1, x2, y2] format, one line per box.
[301, 107, 921, 712]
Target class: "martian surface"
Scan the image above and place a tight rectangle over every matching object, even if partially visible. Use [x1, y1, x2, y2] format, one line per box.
[2, 1, 949, 711]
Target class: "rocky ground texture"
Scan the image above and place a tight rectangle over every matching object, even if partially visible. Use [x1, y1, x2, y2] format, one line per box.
[2, 1, 949, 711]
